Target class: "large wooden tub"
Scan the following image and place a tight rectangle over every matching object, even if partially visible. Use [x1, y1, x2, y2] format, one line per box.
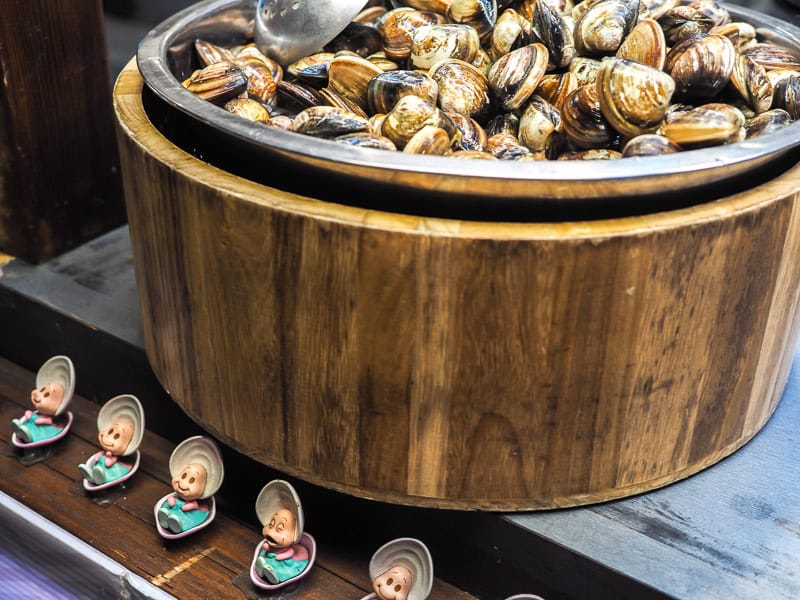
[114, 61, 800, 510]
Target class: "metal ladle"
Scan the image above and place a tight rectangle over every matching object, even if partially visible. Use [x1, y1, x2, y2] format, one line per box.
[254, 0, 368, 65]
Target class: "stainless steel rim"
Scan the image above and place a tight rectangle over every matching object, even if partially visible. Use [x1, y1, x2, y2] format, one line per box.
[137, 0, 800, 202]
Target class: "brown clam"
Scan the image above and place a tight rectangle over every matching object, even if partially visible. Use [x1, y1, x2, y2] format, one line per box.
[410, 24, 482, 70]
[288, 52, 335, 85]
[490, 8, 530, 61]
[621, 133, 681, 156]
[195, 40, 235, 66]
[745, 108, 792, 140]
[367, 70, 439, 115]
[616, 18, 666, 71]
[381, 94, 454, 148]
[597, 57, 675, 138]
[709, 21, 757, 50]
[182, 61, 248, 105]
[574, 0, 640, 56]
[448, 112, 489, 151]
[771, 74, 800, 120]
[487, 43, 550, 111]
[448, 0, 498, 42]
[224, 97, 270, 123]
[403, 125, 453, 154]
[518, 95, 563, 158]
[233, 55, 278, 104]
[658, 103, 745, 148]
[335, 132, 398, 151]
[688, 0, 729, 28]
[741, 43, 800, 72]
[380, 8, 446, 61]
[430, 59, 492, 120]
[328, 53, 384, 112]
[485, 112, 520, 137]
[236, 46, 283, 83]
[292, 106, 370, 137]
[486, 132, 523, 157]
[531, 0, 576, 69]
[729, 54, 774, 114]
[657, 5, 715, 46]
[534, 72, 579, 112]
[665, 33, 736, 101]
[561, 84, 614, 149]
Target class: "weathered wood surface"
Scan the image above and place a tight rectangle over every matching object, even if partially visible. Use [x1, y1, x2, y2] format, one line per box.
[115, 59, 800, 509]
[510, 348, 800, 599]
[0, 355, 477, 600]
[0, 0, 125, 263]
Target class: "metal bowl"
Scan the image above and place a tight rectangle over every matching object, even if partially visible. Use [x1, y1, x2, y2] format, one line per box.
[137, 0, 800, 210]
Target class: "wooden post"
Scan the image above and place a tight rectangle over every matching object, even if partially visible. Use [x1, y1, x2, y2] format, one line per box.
[0, 0, 125, 263]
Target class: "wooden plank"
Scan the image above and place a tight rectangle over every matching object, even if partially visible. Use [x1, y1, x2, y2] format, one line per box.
[0, 0, 125, 262]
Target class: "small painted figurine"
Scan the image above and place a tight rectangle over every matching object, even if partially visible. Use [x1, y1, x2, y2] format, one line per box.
[78, 394, 144, 491]
[360, 538, 433, 600]
[154, 435, 224, 539]
[11, 356, 75, 448]
[250, 479, 316, 590]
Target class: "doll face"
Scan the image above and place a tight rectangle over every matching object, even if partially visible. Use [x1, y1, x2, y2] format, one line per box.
[172, 463, 207, 500]
[261, 508, 296, 549]
[98, 419, 133, 455]
[373, 564, 413, 600]
[30, 382, 64, 415]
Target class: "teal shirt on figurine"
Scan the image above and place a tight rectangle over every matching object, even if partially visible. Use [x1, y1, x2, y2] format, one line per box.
[155, 436, 225, 538]
[78, 394, 144, 489]
[11, 356, 76, 448]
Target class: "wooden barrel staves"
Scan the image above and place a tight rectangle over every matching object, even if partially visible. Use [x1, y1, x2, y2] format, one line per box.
[114, 60, 800, 510]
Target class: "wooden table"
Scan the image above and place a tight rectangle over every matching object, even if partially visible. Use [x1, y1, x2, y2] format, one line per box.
[1, 225, 798, 599]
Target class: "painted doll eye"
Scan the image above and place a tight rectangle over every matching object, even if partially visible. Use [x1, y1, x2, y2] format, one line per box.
[44, 392, 50, 397]
[108, 428, 114, 435]
[182, 472, 187, 479]
[114, 433, 120, 439]
[276, 523, 284, 532]
[387, 578, 393, 585]
[189, 477, 195, 484]
[395, 585, 401, 592]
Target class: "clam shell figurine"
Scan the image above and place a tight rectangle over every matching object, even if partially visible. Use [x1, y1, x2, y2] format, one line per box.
[250, 479, 316, 590]
[11, 356, 76, 449]
[361, 538, 434, 600]
[78, 394, 144, 492]
[154, 435, 225, 539]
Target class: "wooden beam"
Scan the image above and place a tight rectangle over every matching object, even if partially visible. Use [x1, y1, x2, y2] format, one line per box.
[0, 0, 125, 262]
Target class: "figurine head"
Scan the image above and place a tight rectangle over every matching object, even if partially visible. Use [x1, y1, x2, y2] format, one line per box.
[98, 418, 134, 454]
[373, 563, 414, 600]
[368, 538, 433, 600]
[31, 382, 65, 416]
[172, 463, 207, 501]
[256, 480, 304, 548]
[168, 436, 225, 500]
[96, 395, 144, 456]
[33, 356, 75, 416]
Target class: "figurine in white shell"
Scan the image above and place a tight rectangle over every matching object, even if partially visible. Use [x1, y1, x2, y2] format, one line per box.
[250, 479, 317, 590]
[11, 356, 76, 448]
[360, 538, 433, 600]
[154, 435, 224, 538]
[78, 394, 144, 491]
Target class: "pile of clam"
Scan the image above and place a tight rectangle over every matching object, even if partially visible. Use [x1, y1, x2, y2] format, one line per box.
[181, 0, 800, 160]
